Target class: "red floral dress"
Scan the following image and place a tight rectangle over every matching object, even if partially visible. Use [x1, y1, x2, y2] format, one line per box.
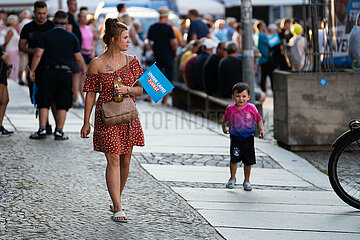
[84, 56, 145, 155]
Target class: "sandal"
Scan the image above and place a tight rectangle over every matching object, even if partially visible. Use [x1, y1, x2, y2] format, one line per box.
[112, 211, 128, 223]
[110, 205, 126, 213]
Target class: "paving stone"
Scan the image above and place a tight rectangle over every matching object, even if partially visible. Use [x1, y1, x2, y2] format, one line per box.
[0, 133, 223, 239]
[133, 153, 282, 169]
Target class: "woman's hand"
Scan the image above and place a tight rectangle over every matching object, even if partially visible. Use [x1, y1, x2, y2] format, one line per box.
[114, 85, 129, 95]
[81, 122, 91, 138]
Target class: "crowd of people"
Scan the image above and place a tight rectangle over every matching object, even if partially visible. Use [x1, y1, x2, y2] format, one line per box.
[122, 8, 314, 103]
[171, 13, 310, 100]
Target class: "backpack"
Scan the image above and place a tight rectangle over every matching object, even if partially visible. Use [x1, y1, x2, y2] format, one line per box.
[285, 36, 302, 65]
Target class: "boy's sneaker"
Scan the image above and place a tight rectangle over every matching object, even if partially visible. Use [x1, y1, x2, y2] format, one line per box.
[29, 128, 46, 139]
[243, 181, 252, 191]
[0, 126, 14, 136]
[226, 179, 236, 189]
[54, 130, 69, 140]
[46, 124, 53, 135]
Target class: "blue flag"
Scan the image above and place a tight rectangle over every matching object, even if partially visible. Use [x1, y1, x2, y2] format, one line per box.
[268, 34, 280, 48]
[32, 82, 37, 107]
[138, 63, 174, 103]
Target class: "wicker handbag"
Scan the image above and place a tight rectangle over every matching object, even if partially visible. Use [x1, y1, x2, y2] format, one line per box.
[101, 55, 138, 125]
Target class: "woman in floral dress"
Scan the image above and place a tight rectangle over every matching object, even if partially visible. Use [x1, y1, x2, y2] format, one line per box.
[81, 18, 144, 222]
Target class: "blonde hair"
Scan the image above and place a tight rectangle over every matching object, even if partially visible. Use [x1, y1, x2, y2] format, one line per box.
[103, 18, 128, 49]
[7, 15, 18, 26]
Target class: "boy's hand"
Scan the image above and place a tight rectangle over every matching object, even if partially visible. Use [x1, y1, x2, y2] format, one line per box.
[259, 129, 265, 138]
[222, 121, 229, 134]
[222, 127, 229, 134]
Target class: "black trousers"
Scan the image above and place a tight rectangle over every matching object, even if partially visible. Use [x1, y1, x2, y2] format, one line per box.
[260, 61, 274, 92]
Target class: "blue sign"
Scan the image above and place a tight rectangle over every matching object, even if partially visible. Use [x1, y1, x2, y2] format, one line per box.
[138, 63, 174, 103]
[268, 34, 280, 48]
[319, 78, 327, 86]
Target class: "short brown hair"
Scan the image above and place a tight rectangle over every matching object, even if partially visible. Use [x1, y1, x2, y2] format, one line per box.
[188, 9, 199, 17]
[103, 18, 128, 49]
[54, 10, 68, 22]
[34, 0, 47, 10]
[232, 82, 250, 95]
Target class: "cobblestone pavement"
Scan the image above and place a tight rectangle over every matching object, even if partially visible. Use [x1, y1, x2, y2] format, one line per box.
[296, 151, 331, 175]
[133, 153, 282, 168]
[0, 133, 223, 239]
[133, 153, 323, 191]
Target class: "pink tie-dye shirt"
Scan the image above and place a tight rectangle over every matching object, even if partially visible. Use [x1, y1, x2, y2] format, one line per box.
[222, 102, 262, 141]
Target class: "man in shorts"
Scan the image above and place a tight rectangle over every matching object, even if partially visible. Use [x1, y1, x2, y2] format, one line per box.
[19, 1, 54, 134]
[29, 10, 85, 140]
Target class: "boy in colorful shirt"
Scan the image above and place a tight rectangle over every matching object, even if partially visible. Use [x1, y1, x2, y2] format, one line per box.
[222, 82, 265, 191]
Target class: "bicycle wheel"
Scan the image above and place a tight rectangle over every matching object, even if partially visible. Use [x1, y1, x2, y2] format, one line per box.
[328, 130, 360, 209]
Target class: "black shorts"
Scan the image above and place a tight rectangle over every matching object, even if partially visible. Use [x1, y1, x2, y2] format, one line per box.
[82, 54, 92, 65]
[230, 135, 256, 165]
[35, 68, 72, 110]
[0, 61, 7, 86]
[0, 75, 7, 86]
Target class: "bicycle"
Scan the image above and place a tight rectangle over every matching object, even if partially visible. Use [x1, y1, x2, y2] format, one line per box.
[328, 119, 360, 210]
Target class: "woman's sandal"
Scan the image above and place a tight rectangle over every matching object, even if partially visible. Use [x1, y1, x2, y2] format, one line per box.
[112, 211, 128, 223]
[109, 205, 126, 213]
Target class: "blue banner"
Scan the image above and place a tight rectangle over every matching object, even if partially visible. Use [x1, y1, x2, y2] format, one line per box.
[268, 34, 280, 48]
[138, 63, 174, 103]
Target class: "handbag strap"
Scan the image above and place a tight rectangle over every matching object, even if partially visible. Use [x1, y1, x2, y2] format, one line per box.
[125, 55, 135, 101]
[126, 54, 129, 82]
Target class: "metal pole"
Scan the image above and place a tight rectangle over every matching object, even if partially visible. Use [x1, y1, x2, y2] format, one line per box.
[58, 0, 63, 10]
[311, 0, 321, 72]
[241, 0, 255, 103]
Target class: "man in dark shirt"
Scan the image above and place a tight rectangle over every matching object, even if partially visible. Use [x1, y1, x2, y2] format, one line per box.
[29, 10, 85, 140]
[19, 1, 54, 135]
[219, 42, 264, 102]
[187, 9, 209, 43]
[147, 6, 177, 105]
[19, 0, 53, 104]
[203, 41, 227, 95]
[67, 0, 82, 46]
[218, 42, 242, 98]
[195, 38, 216, 90]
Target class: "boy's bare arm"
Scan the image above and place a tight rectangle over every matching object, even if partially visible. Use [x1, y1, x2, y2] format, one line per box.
[258, 120, 265, 138]
[222, 121, 229, 134]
